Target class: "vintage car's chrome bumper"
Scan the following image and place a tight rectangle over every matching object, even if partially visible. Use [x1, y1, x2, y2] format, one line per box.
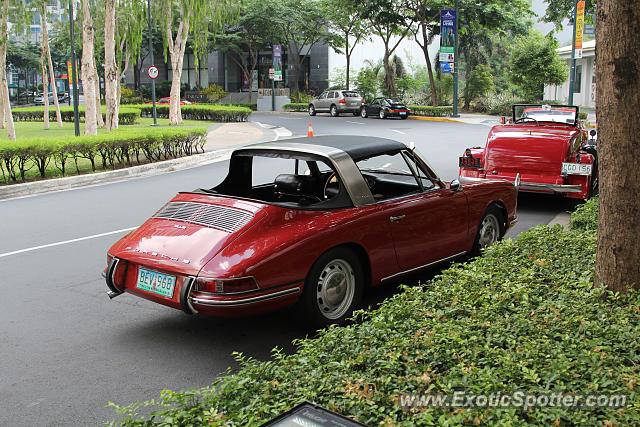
[518, 182, 583, 193]
[460, 176, 583, 193]
[186, 286, 301, 312]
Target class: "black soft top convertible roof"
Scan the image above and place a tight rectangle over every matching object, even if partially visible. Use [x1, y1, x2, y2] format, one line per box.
[237, 135, 408, 162]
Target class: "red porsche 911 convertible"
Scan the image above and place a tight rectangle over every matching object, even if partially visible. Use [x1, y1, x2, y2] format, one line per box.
[459, 104, 598, 200]
[105, 136, 518, 326]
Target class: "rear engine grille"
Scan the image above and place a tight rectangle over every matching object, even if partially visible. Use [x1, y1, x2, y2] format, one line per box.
[153, 202, 253, 233]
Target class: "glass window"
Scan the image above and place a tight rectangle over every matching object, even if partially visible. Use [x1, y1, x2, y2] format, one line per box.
[252, 157, 297, 187]
[356, 152, 421, 200]
[342, 91, 359, 98]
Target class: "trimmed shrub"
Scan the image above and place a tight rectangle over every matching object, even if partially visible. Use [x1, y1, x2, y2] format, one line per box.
[12, 106, 141, 125]
[408, 105, 453, 117]
[109, 200, 639, 427]
[0, 127, 207, 183]
[570, 197, 599, 231]
[283, 103, 308, 112]
[135, 104, 251, 122]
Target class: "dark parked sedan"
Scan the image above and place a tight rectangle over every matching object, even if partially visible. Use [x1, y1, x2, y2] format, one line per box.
[361, 97, 411, 119]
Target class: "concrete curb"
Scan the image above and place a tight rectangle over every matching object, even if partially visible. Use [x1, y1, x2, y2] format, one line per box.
[0, 149, 231, 201]
[409, 115, 463, 123]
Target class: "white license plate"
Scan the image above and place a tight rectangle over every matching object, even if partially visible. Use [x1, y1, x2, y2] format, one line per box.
[136, 267, 176, 298]
[562, 162, 592, 176]
[399, 112, 407, 116]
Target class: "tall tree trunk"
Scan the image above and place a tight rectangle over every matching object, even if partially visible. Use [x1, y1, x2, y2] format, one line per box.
[81, 0, 98, 135]
[167, 18, 190, 125]
[419, 25, 438, 107]
[41, 47, 50, 129]
[41, 6, 63, 127]
[94, 66, 104, 127]
[382, 51, 396, 97]
[0, 0, 15, 140]
[595, 0, 640, 292]
[104, 0, 118, 130]
[345, 36, 350, 90]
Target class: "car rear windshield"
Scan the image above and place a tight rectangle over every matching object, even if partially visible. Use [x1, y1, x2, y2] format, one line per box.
[342, 91, 360, 98]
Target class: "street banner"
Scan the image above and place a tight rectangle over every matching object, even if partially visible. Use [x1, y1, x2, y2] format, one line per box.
[574, 0, 586, 59]
[272, 44, 283, 81]
[66, 60, 73, 86]
[439, 9, 456, 74]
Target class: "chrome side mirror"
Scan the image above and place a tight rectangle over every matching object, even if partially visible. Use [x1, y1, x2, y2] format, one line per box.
[450, 179, 462, 191]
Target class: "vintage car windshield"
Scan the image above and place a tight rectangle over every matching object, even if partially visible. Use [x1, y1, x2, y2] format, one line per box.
[513, 104, 578, 125]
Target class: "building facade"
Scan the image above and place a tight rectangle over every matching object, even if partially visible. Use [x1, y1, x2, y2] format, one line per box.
[544, 40, 596, 109]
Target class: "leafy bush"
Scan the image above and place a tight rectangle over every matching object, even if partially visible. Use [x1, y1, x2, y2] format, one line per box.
[109, 199, 635, 427]
[120, 87, 145, 105]
[12, 106, 141, 125]
[289, 91, 314, 104]
[201, 84, 227, 103]
[408, 105, 453, 117]
[135, 104, 251, 122]
[571, 197, 599, 231]
[283, 103, 308, 112]
[464, 64, 495, 106]
[0, 127, 207, 183]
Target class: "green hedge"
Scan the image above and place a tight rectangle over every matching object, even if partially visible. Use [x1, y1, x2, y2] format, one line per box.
[571, 197, 599, 231]
[0, 127, 207, 183]
[135, 104, 251, 122]
[283, 103, 308, 112]
[109, 199, 639, 426]
[408, 105, 454, 117]
[12, 106, 141, 125]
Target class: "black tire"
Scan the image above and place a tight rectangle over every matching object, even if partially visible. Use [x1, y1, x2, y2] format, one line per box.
[400, 115, 408, 120]
[297, 247, 364, 328]
[360, 107, 368, 118]
[471, 205, 505, 255]
[308, 104, 316, 116]
[330, 105, 339, 117]
[379, 109, 386, 119]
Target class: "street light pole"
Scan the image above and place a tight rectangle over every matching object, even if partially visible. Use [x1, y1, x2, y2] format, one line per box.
[568, 0, 578, 105]
[452, 0, 460, 117]
[147, 0, 157, 126]
[68, 0, 80, 136]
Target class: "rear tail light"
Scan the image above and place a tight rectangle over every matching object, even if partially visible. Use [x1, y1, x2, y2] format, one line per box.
[195, 277, 259, 295]
[338, 99, 346, 105]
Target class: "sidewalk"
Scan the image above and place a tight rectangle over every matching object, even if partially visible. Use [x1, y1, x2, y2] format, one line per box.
[0, 122, 272, 201]
[411, 113, 500, 125]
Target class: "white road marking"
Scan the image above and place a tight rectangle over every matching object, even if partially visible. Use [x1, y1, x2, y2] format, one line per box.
[272, 127, 293, 141]
[391, 129, 407, 135]
[346, 120, 364, 125]
[0, 227, 137, 259]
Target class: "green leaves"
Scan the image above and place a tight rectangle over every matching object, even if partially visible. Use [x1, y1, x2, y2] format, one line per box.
[109, 197, 640, 426]
[509, 30, 569, 100]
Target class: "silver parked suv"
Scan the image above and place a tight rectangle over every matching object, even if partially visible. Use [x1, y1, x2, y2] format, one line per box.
[308, 90, 364, 117]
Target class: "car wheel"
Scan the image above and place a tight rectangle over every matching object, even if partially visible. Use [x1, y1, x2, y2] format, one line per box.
[471, 205, 504, 255]
[379, 109, 386, 119]
[400, 115, 408, 120]
[360, 107, 368, 118]
[298, 247, 364, 327]
[330, 105, 339, 117]
[308, 104, 316, 116]
[352, 111, 359, 116]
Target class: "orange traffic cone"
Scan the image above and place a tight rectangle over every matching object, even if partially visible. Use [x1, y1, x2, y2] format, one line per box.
[307, 121, 314, 138]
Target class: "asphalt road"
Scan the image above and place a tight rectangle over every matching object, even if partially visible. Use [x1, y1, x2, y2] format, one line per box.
[0, 113, 575, 426]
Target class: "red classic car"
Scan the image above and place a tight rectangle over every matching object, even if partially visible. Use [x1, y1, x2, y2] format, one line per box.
[105, 136, 518, 326]
[459, 104, 598, 200]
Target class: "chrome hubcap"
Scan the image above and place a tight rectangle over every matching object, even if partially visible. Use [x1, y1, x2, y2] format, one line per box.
[361, 109, 366, 117]
[316, 259, 355, 319]
[331, 106, 337, 116]
[309, 106, 314, 114]
[478, 214, 500, 249]
[379, 110, 384, 118]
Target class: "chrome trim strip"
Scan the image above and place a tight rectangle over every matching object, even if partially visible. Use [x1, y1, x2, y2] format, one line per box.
[381, 251, 467, 282]
[191, 287, 300, 307]
[105, 257, 123, 297]
[180, 276, 199, 315]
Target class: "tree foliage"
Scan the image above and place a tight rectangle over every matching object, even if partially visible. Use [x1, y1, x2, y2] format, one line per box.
[509, 31, 568, 100]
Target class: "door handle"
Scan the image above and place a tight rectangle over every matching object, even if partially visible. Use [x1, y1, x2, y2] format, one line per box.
[389, 214, 406, 222]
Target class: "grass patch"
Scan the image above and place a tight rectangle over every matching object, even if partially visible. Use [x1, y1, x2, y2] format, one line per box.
[109, 198, 639, 426]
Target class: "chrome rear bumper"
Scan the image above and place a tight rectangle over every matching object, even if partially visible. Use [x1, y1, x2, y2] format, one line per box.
[518, 182, 583, 193]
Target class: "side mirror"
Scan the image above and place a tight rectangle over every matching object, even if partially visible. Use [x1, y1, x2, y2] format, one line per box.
[450, 179, 462, 192]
